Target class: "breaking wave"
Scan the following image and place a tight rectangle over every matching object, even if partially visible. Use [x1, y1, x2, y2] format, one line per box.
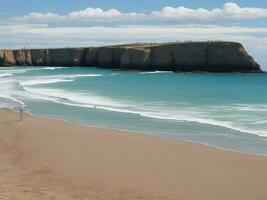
[41, 67, 67, 70]
[19, 73, 103, 86]
[0, 73, 13, 78]
[20, 79, 74, 86]
[139, 71, 173, 74]
[19, 86, 267, 137]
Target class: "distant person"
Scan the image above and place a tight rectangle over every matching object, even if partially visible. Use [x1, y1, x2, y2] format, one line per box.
[19, 106, 23, 121]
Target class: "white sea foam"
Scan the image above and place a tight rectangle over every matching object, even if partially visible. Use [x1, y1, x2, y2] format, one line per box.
[18, 85, 267, 137]
[20, 79, 74, 86]
[0, 91, 25, 106]
[19, 73, 102, 86]
[39, 74, 103, 79]
[233, 104, 267, 112]
[5, 95, 25, 105]
[42, 67, 66, 70]
[253, 120, 267, 125]
[69, 74, 103, 78]
[139, 71, 173, 74]
[0, 73, 13, 78]
[110, 73, 120, 76]
[0, 68, 37, 74]
[138, 112, 267, 137]
[22, 87, 126, 108]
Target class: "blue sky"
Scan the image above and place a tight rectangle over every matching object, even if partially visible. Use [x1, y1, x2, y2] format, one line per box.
[1, 0, 267, 15]
[0, 0, 267, 69]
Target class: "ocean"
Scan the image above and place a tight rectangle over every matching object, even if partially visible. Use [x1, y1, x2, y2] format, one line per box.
[1, 66, 267, 155]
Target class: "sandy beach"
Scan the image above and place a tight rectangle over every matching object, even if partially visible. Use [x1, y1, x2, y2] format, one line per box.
[0, 108, 267, 200]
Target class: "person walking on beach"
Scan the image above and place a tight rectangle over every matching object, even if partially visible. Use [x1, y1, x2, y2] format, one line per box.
[19, 106, 23, 121]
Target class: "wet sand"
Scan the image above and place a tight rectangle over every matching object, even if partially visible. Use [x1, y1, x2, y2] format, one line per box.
[0, 108, 267, 200]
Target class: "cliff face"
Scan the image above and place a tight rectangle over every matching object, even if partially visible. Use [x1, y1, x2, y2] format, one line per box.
[0, 42, 262, 72]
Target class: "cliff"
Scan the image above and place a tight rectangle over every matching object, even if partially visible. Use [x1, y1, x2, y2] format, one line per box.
[0, 42, 262, 72]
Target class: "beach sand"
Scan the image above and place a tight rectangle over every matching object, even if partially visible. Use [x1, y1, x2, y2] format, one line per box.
[0, 108, 267, 200]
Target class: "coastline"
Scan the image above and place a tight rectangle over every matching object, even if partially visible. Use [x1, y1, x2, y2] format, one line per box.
[1, 108, 267, 199]
[22, 108, 267, 157]
[1, 66, 267, 155]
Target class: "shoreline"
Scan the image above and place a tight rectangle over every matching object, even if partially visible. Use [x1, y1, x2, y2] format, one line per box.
[16, 108, 267, 157]
[28, 113, 267, 157]
[1, 108, 267, 199]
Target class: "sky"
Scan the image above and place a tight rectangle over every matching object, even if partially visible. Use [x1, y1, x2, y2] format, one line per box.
[0, 0, 266, 69]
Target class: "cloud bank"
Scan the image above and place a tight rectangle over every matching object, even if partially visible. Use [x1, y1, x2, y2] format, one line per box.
[14, 2, 267, 24]
[15, 8, 145, 23]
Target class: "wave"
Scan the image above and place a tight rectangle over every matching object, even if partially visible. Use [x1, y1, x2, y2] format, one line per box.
[0, 73, 13, 78]
[19, 86, 267, 137]
[233, 104, 267, 112]
[91, 104, 267, 137]
[110, 73, 120, 76]
[138, 112, 267, 137]
[19, 73, 103, 86]
[139, 71, 173, 74]
[69, 74, 103, 78]
[95, 108, 267, 137]
[42, 67, 66, 70]
[0, 94, 25, 106]
[0, 68, 39, 74]
[37, 74, 103, 79]
[20, 79, 74, 86]
[22, 87, 125, 108]
[6, 96, 25, 106]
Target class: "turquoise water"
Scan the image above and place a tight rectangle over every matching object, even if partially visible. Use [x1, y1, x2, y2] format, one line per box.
[1, 66, 267, 155]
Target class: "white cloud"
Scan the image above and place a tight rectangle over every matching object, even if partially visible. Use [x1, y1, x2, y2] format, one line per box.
[151, 2, 267, 23]
[14, 8, 145, 23]
[15, 12, 65, 23]
[1, 24, 267, 45]
[68, 8, 145, 21]
[13, 2, 267, 24]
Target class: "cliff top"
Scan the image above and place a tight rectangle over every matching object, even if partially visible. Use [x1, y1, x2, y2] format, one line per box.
[1, 41, 241, 51]
[110, 41, 241, 49]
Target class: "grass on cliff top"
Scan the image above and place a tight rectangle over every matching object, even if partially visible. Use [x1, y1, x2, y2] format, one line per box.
[109, 41, 238, 49]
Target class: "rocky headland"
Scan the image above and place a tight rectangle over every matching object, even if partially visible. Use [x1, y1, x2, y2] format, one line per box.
[0, 41, 262, 72]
